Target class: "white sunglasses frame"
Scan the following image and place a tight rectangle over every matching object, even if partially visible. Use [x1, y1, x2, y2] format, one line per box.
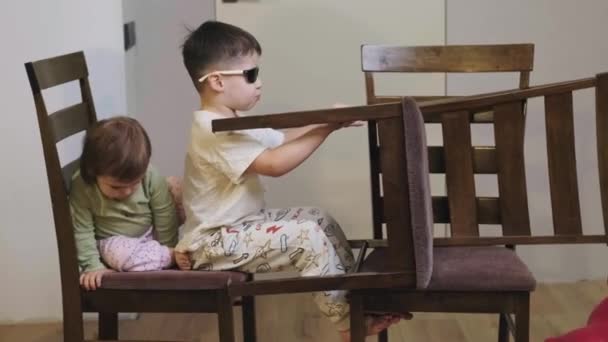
[197, 67, 259, 83]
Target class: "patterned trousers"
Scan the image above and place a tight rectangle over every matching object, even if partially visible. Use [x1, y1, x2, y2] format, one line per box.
[190, 207, 355, 330]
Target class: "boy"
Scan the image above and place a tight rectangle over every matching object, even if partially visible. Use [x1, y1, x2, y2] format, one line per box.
[175, 21, 400, 341]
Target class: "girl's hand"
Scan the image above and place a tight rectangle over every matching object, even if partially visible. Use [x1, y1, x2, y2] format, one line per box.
[175, 250, 192, 270]
[80, 269, 115, 291]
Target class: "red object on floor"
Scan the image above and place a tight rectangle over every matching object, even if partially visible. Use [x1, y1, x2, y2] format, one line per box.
[545, 297, 608, 341]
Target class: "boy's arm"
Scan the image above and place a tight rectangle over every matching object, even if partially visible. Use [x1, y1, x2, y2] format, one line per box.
[282, 104, 354, 142]
[148, 168, 179, 247]
[70, 183, 107, 273]
[247, 124, 337, 177]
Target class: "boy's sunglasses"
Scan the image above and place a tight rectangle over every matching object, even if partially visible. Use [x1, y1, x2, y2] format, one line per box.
[198, 67, 259, 84]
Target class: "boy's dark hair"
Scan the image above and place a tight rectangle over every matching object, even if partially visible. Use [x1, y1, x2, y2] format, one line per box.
[80, 116, 152, 184]
[182, 20, 261, 92]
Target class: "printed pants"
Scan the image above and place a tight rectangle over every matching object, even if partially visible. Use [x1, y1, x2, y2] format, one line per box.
[191, 207, 355, 330]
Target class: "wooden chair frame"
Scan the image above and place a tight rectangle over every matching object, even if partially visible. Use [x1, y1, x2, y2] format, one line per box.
[362, 43, 534, 342]
[25, 51, 256, 342]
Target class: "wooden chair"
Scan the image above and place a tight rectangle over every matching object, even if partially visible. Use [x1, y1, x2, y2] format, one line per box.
[209, 101, 427, 321]
[362, 43, 534, 342]
[25, 51, 256, 342]
[209, 98, 529, 341]
[348, 74, 608, 342]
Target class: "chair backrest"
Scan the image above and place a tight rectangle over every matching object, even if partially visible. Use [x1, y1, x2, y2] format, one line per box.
[407, 74, 608, 246]
[361, 44, 534, 241]
[25, 51, 98, 340]
[362, 44, 534, 103]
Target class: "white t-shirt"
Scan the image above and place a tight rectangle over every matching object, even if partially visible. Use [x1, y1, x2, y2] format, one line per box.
[176, 110, 285, 252]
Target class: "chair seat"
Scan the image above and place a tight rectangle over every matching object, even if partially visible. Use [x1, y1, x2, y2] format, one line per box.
[101, 270, 249, 290]
[361, 246, 536, 292]
[429, 246, 536, 291]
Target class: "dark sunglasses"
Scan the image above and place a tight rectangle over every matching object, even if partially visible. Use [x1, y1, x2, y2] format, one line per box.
[198, 66, 259, 84]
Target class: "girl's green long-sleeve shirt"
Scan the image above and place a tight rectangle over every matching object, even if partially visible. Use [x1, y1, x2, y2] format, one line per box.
[69, 166, 178, 272]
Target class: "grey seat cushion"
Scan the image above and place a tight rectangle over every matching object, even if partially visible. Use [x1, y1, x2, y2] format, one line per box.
[429, 246, 536, 291]
[101, 270, 249, 290]
[362, 246, 535, 292]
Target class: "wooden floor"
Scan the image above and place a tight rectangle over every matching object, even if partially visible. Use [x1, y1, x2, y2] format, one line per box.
[1, 280, 606, 342]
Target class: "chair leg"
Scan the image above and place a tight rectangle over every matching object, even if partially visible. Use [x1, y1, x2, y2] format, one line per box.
[98, 312, 118, 340]
[498, 313, 509, 342]
[350, 293, 366, 342]
[217, 290, 236, 342]
[62, 312, 85, 342]
[378, 329, 389, 342]
[514, 293, 530, 342]
[241, 296, 257, 342]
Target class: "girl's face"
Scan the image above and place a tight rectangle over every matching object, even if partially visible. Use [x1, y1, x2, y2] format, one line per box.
[96, 175, 143, 201]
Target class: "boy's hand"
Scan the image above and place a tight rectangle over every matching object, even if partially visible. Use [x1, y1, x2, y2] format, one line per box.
[332, 102, 350, 108]
[344, 120, 365, 127]
[175, 250, 192, 270]
[328, 120, 365, 131]
[80, 269, 115, 291]
[331, 103, 365, 128]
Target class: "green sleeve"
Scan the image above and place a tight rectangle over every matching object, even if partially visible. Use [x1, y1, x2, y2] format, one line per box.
[69, 176, 107, 273]
[147, 167, 178, 247]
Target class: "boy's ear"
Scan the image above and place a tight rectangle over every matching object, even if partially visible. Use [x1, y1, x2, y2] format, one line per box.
[206, 74, 225, 93]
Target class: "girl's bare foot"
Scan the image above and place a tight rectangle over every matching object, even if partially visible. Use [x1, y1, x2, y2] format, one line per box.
[339, 315, 401, 342]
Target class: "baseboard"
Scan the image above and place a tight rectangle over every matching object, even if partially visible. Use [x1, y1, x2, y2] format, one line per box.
[0, 313, 140, 325]
[83, 313, 140, 321]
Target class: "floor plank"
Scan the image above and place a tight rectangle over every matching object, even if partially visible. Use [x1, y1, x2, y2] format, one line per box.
[1, 280, 606, 342]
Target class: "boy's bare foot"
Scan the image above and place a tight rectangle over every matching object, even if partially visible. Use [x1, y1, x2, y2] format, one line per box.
[174, 250, 192, 270]
[338, 314, 402, 342]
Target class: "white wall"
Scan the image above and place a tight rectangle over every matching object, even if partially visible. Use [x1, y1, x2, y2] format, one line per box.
[0, 0, 126, 322]
[3, 0, 603, 324]
[447, 0, 608, 282]
[122, 0, 215, 178]
[217, 0, 446, 240]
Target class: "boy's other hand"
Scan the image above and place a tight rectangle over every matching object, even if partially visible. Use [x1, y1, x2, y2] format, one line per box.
[175, 250, 192, 270]
[80, 269, 115, 291]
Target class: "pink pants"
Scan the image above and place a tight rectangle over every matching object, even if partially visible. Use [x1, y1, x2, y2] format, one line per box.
[98, 228, 172, 272]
